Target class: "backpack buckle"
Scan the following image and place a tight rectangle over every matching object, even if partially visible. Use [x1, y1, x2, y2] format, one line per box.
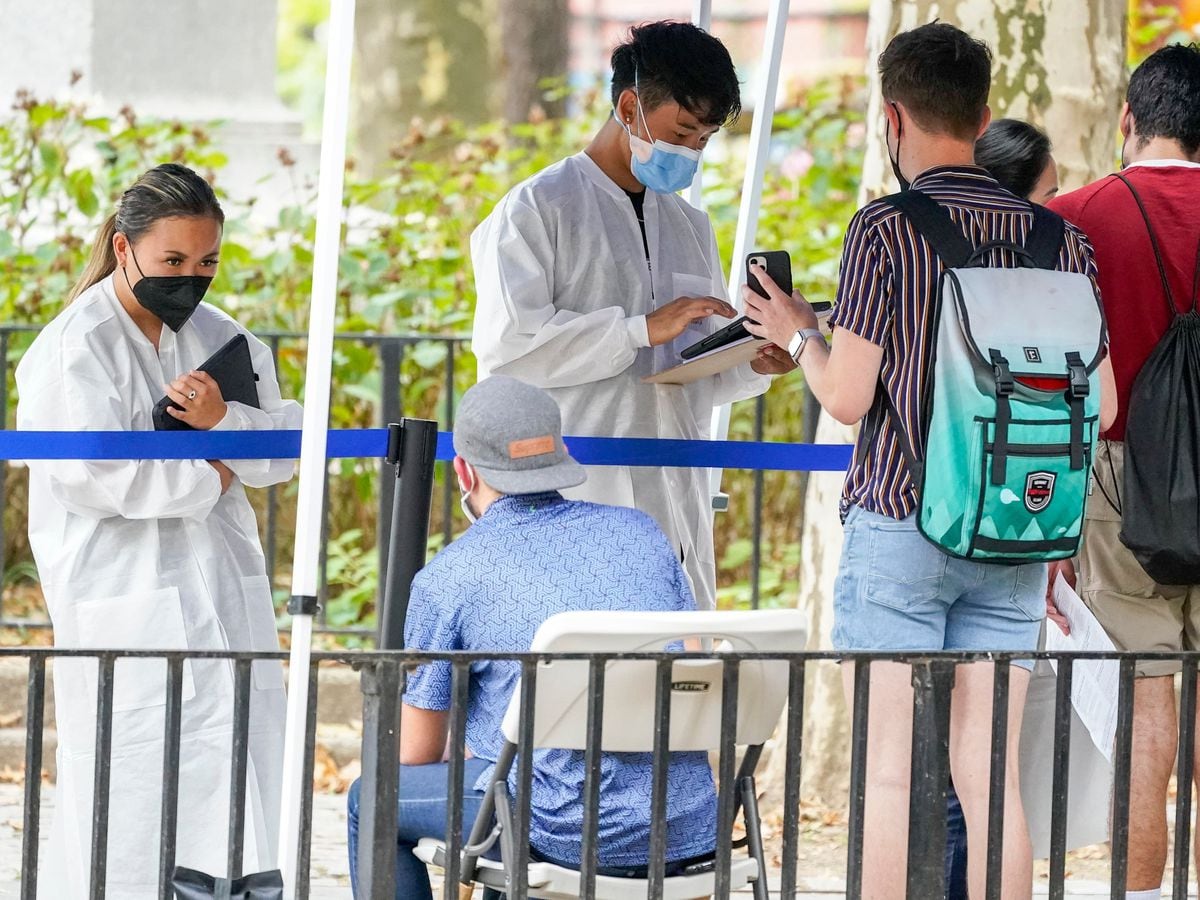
[989, 350, 1014, 396]
[1066, 352, 1089, 399]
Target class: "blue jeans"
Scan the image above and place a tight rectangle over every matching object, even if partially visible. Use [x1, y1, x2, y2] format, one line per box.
[347, 758, 490, 900]
[945, 780, 968, 899]
[833, 506, 1045, 668]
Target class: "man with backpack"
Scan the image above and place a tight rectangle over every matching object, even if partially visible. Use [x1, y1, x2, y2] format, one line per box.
[745, 22, 1116, 897]
[1047, 43, 1200, 900]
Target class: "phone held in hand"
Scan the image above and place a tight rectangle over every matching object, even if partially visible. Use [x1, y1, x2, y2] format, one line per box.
[746, 250, 792, 299]
[679, 251, 834, 361]
[748, 251, 834, 316]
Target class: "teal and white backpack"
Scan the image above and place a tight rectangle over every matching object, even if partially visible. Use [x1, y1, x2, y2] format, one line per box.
[873, 190, 1107, 563]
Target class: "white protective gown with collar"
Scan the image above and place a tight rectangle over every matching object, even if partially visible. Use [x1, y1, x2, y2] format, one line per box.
[15, 274, 302, 898]
[471, 151, 770, 609]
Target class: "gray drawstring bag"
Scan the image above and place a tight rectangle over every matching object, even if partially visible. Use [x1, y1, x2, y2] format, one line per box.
[172, 866, 284, 900]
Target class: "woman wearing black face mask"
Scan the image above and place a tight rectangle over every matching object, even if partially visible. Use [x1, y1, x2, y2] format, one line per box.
[15, 163, 302, 897]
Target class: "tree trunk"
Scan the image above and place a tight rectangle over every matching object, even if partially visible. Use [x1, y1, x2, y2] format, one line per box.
[352, 0, 491, 175]
[759, 0, 1127, 812]
[858, 0, 1128, 198]
[493, 0, 570, 123]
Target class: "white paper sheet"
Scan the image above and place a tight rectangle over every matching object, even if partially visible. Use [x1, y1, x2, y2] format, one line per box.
[1044, 572, 1120, 763]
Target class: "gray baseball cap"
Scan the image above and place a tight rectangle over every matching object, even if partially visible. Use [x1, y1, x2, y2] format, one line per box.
[453, 376, 587, 495]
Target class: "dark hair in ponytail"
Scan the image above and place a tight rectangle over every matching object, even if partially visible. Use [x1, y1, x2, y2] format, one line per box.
[974, 118, 1053, 200]
[69, 163, 224, 301]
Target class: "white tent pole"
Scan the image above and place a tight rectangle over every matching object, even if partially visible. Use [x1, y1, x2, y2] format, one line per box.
[708, 0, 789, 497]
[686, 0, 713, 209]
[277, 0, 356, 894]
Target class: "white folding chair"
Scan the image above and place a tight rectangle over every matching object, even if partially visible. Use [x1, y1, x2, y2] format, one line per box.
[414, 609, 807, 899]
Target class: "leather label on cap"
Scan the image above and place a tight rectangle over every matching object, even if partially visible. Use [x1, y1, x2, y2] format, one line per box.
[509, 435, 556, 459]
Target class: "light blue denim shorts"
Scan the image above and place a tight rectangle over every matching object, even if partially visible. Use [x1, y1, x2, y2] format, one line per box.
[832, 505, 1046, 668]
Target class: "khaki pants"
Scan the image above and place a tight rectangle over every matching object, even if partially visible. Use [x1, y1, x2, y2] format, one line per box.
[1079, 440, 1200, 677]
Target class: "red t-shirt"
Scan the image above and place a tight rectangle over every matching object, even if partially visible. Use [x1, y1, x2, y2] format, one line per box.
[1049, 163, 1200, 440]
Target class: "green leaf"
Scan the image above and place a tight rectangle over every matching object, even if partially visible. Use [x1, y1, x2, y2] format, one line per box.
[37, 141, 63, 173]
[29, 104, 64, 128]
[67, 169, 98, 216]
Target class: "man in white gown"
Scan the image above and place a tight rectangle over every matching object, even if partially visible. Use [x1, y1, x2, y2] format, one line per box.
[472, 21, 792, 608]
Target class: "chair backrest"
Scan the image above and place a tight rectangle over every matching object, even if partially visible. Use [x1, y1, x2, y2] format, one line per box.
[498, 610, 807, 752]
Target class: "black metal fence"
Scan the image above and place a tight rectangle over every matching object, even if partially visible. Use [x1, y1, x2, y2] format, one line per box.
[0, 325, 801, 635]
[5, 645, 1194, 899]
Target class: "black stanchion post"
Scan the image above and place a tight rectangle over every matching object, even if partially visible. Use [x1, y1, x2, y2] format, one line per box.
[378, 418, 438, 650]
[906, 658, 954, 898]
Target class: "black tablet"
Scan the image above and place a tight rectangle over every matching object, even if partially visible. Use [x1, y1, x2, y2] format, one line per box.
[153, 333, 261, 431]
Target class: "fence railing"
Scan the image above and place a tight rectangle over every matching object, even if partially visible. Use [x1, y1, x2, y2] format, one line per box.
[0, 325, 814, 635]
[4, 645, 1189, 899]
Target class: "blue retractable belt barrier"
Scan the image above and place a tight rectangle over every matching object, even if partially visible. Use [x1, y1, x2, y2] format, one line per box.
[0, 430, 854, 472]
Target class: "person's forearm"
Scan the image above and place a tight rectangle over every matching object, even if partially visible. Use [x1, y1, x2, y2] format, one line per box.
[797, 341, 868, 426]
[797, 340, 834, 405]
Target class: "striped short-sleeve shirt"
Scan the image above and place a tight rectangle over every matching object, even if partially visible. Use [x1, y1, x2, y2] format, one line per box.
[828, 165, 1099, 521]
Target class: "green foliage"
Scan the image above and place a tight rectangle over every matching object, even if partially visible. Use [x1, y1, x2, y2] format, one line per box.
[322, 529, 378, 629]
[0, 94, 227, 324]
[0, 76, 865, 632]
[1128, 2, 1197, 65]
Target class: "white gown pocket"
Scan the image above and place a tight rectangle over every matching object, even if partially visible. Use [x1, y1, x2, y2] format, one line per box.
[74, 585, 197, 713]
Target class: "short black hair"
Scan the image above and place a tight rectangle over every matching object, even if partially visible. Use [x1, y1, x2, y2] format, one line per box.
[1127, 43, 1200, 155]
[975, 119, 1053, 199]
[610, 21, 741, 128]
[879, 22, 991, 140]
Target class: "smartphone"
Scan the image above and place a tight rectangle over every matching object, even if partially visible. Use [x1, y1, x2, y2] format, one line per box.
[749, 252, 833, 315]
[746, 250, 792, 299]
[678, 253, 833, 360]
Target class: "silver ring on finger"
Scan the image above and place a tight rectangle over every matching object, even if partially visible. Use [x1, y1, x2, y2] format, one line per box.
[187, 390, 197, 401]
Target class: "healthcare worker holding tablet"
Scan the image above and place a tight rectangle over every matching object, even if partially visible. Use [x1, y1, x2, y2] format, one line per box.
[471, 22, 791, 609]
[16, 163, 302, 897]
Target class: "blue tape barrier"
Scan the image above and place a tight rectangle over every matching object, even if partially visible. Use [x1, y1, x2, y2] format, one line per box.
[0, 430, 854, 472]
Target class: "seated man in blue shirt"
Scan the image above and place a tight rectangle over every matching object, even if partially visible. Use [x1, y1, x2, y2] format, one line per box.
[346, 375, 717, 900]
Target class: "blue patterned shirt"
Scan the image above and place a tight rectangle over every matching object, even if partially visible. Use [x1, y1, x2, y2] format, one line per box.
[404, 492, 717, 867]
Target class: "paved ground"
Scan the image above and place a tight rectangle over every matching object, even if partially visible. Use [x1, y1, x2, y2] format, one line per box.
[0, 783, 1195, 898]
[0, 784, 353, 899]
[0, 783, 833, 898]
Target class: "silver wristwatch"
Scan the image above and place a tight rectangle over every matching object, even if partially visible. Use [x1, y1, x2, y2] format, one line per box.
[787, 328, 823, 363]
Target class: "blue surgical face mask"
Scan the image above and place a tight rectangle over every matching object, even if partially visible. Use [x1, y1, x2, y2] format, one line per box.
[618, 74, 702, 194]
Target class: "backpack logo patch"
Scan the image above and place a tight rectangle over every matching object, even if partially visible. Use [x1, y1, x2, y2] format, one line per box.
[1024, 471, 1056, 513]
[1024, 346, 1042, 363]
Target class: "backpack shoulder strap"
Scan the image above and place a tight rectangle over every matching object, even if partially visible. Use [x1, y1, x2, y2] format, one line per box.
[1024, 204, 1066, 270]
[881, 190, 973, 269]
[1192, 239, 1200, 314]
[1116, 172, 1179, 319]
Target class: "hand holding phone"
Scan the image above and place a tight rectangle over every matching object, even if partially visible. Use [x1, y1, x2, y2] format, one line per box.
[746, 251, 792, 302]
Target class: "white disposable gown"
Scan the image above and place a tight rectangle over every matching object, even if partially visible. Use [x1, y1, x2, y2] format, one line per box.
[15, 274, 302, 898]
[472, 151, 770, 609]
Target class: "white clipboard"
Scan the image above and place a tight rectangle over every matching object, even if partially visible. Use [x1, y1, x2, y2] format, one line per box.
[642, 337, 768, 385]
